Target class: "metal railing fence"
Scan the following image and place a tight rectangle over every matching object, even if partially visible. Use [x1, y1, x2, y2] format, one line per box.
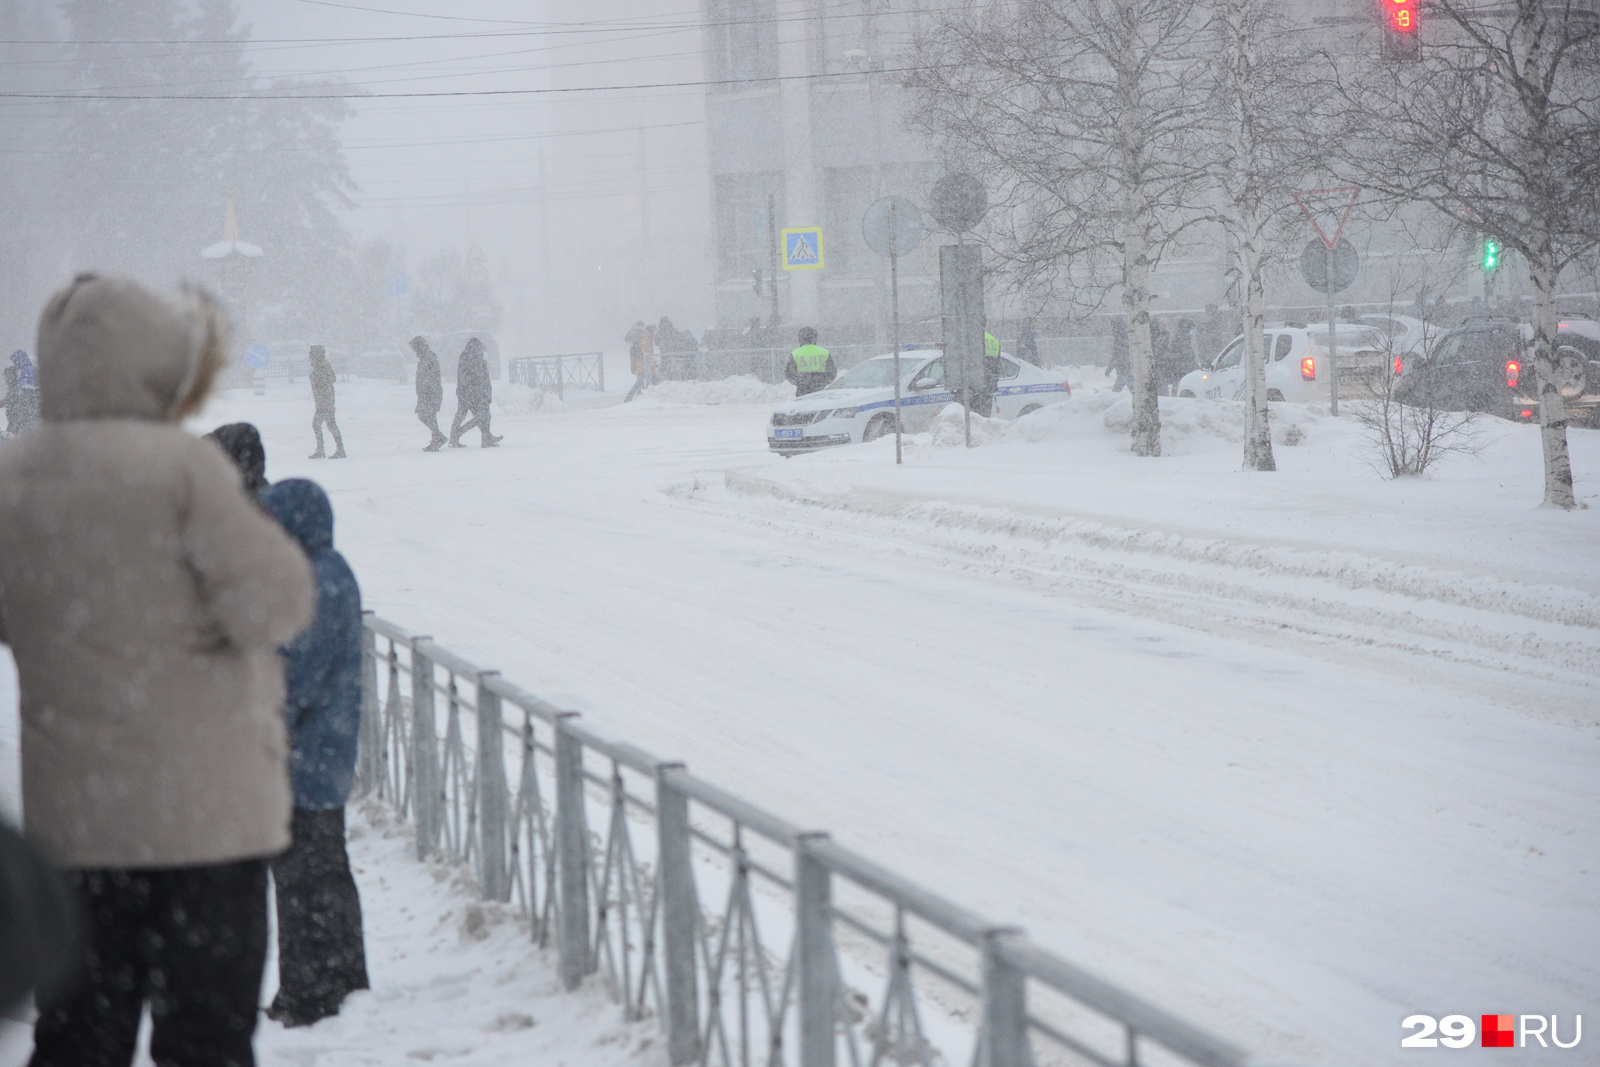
[508, 352, 605, 399]
[357, 614, 1255, 1067]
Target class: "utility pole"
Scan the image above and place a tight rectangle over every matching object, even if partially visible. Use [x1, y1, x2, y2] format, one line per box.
[767, 193, 781, 327]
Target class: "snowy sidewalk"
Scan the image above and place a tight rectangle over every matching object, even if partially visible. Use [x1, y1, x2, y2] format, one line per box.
[0, 777, 654, 1067]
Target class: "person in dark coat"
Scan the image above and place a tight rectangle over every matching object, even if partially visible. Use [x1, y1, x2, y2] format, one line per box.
[307, 346, 344, 459]
[1106, 319, 1130, 392]
[258, 478, 370, 1029]
[786, 327, 837, 397]
[410, 336, 446, 451]
[205, 422, 269, 494]
[1015, 318, 1040, 366]
[4, 350, 40, 436]
[448, 337, 500, 447]
[2, 365, 20, 436]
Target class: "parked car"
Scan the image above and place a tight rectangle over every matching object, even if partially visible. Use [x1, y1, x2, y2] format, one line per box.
[1395, 318, 1600, 423]
[767, 348, 1072, 456]
[1357, 313, 1437, 358]
[1177, 323, 1390, 403]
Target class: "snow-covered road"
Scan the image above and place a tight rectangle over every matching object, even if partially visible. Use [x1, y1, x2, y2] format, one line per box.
[4, 367, 1596, 1065]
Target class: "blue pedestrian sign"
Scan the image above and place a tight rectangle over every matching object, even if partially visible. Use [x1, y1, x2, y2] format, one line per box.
[386, 273, 408, 296]
[244, 343, 271, 369]
[781, 227, 824, 270]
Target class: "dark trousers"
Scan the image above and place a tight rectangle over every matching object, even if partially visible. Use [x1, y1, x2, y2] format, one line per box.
[449, 404, 493, 445]
[269, 808, 368, 1021]
[311, 409, 343, 454]
[31, 859, 269, 1067]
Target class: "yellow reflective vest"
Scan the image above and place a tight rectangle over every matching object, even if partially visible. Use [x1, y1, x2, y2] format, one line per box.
[791, 344, 831, 372]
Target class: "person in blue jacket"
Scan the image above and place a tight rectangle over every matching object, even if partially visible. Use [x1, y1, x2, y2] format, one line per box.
[258, 478, 369, 1027]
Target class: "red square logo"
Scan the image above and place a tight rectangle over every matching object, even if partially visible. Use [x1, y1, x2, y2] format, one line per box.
[1482, 1015, 1515, 1048]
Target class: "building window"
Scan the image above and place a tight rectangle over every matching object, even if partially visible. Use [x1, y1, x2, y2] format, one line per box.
[707, 0, 778, 91]
[715, 172, 784, 281]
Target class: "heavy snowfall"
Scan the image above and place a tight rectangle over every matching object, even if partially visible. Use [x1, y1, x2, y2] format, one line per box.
[0, 2, 1596, 1067]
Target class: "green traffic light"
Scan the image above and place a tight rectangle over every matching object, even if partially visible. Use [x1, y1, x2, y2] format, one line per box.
[1482, 237, 1500, 272]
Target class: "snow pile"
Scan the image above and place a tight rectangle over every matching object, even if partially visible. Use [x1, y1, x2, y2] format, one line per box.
[498, 385, 558, 416]
[928, 402, 1009, 447]
[992, 393, 1318, 451]
[637, 375, 792, 406]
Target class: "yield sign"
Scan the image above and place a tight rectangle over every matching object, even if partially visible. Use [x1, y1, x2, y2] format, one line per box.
[1293, 186, 1361, 249]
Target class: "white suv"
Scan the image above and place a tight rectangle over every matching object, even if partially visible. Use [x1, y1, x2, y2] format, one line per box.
[1177, 323, 1391, 403]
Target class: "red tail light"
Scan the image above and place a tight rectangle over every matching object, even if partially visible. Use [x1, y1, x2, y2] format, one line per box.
[1520, 408, 1534, 418]
[1505, 359, 1520, 388]
[1393, 355, 1404, 376]
[1301, 356, 1316, 381]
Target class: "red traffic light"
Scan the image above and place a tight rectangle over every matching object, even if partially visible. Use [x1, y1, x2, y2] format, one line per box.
[1381, 0, 1421, 58]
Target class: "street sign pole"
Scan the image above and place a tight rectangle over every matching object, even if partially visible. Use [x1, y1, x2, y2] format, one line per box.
[1326, 244, 1340, 416]
[1293, 186, 1361, 418]
[863, 195, 926, 465]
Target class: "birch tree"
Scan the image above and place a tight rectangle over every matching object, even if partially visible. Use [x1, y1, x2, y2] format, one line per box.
[1206, 0, 1324, 471]
[1337, 0, 1600, 508]
[906, 0, 1210, 456]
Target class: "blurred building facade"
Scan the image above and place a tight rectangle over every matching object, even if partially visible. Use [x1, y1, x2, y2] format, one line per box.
[698, 0, 1584, 349]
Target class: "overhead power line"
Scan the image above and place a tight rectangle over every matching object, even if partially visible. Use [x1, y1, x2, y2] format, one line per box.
[0, 64, 932, 101]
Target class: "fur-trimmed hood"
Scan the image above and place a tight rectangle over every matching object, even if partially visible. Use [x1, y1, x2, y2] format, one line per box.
[36, 274, 227, 422]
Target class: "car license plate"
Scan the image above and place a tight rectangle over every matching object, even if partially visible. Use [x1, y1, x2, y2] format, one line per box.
[774, 428, 802, 440]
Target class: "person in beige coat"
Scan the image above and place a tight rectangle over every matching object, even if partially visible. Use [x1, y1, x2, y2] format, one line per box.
[0, 274, 316, 1067]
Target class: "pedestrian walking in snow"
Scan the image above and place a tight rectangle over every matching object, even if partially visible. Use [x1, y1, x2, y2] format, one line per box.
[624, 320, 655, 402]
[1016, 318, 1040, 366]
[258, 478, 370, 1029]
[206, 421, 269, 494]
[786, 327, 836, 397]
[0, 274, 315, 1067]
[411, 335, 446, 451]
[1106, 320, 1130, 392]
[449, 337, 500, 447]
[308, 345, 345, 459]
[4, 350, 40, 436]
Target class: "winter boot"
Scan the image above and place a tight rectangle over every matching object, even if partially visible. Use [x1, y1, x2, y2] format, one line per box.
[483, 434, 502, 447]
[330, 449, 347, 459]
[308, 449, 326, 459]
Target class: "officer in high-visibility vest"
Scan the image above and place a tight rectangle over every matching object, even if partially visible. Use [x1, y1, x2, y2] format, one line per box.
[786, 327, 837, 397]
[973, 332, 1004, 416]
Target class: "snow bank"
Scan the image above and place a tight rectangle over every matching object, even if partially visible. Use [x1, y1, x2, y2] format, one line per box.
[928, 402, 1009, 446]
[497, 385, 558, 416]
[635, 375, 792, 406]
[919, 393, 1327, 452]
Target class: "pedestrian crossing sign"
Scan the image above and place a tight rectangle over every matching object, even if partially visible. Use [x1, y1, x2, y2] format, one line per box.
[781, 227, 824, 270]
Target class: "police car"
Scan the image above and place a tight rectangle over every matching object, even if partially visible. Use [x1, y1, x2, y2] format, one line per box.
[768, 348, 1072, 455]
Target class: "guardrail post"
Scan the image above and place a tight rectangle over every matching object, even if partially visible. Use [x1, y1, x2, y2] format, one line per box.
[555, 355, 565, 401]
[555, 713, 591, 990]
[597, 351, 605, 392]
[476, 671, 510, 902]
[355, 618, 382, 798]
[980, 930, 1030, 1067]
[796, 833, 836, 1067]
[656, 765, 701, 1066]
[411, 638, 440, 860]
